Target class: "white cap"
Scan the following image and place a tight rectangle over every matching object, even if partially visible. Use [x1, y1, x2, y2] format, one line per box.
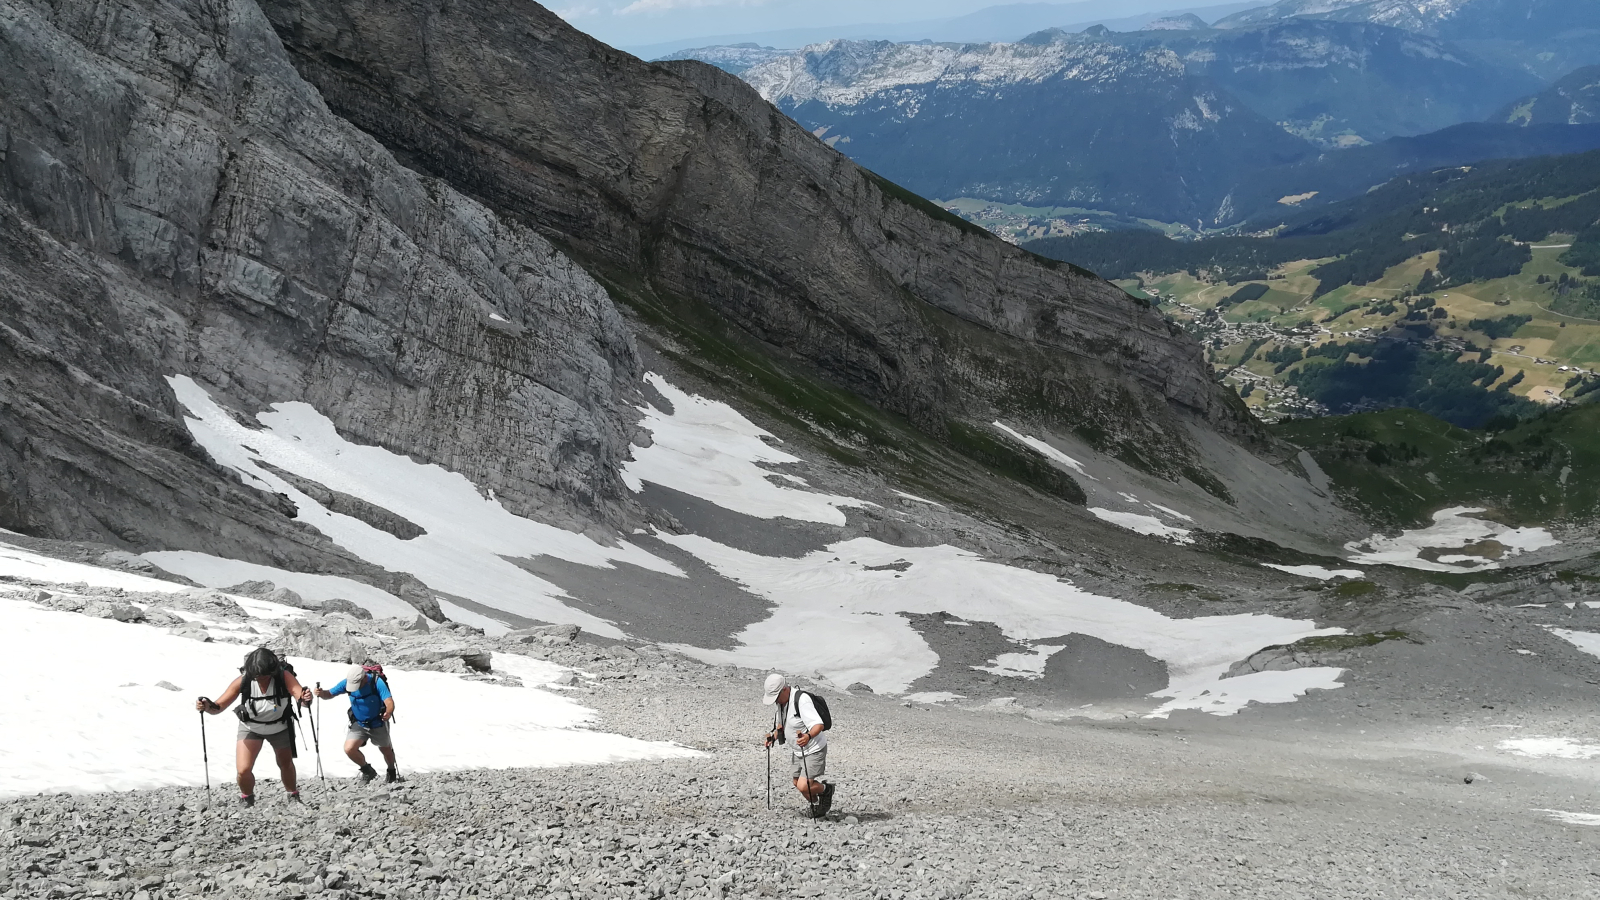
[762, 673, 787, 705]
[346, 665, 366, 688]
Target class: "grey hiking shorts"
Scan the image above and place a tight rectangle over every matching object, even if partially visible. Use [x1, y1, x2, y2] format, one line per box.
[237, 724, 295, 753]
[347, 721, 393, 749]
[790, 747, 826, 780]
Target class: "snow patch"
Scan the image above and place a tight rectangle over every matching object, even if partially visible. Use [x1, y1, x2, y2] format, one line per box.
[1263, 564, 1366, 581]
[0, 598, 694, 799]
[992, 422, 1089, 476]
[625, 373, 868, 525]
[975, 644, 1066, 680]
[1548, 627, 1600, 660]
[1498, 737, 1600, 760]
[1148, 667, 1346, 718]
[1539, 810, 1600, 827]
[656, 535, 1341, 701]
[893, 490, 944, 507]
[167, 376, 681, 636]
[1089, 508, 1194, 544]
[1344, 507, 1558, 572]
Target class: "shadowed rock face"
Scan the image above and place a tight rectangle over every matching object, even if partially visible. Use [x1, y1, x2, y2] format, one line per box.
[0, 0, 642, 561]
[257, 0, 1265, 473]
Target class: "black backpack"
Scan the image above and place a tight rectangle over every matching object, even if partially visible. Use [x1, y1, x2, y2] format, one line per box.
[775, 690, 833, 737]
[235, 661, 299, 727]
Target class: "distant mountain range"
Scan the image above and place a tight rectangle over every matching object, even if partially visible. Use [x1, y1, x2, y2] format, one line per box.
[669, 1, 1600, 228]
[740, 35, 1312, 226]
[629, 1, 1260, 58]
[1498, 65, 1600, 126]
[1214, 0, 1600, 78]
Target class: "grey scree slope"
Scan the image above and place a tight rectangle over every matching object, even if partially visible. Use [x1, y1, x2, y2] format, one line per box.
[4, 626, 1600, 900]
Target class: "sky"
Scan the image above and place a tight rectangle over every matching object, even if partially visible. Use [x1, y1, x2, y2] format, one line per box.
[555, 0, 1190, 53]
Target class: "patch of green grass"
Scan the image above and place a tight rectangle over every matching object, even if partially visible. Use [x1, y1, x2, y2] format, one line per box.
[1332, 580, 1380, 598]
[1272, 402, 1600, 528]
[945, 421, 1087, 505]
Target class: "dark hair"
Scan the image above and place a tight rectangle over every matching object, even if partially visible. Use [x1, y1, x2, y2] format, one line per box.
[243, 647, 282, 679]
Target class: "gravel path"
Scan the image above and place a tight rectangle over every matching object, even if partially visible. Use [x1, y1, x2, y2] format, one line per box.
[7, 652, 1600, 900]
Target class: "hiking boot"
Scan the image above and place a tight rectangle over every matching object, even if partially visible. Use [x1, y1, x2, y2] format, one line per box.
[360, 764, 378, 784]
[385, 768, 403, 784]
[817, 783, 836, 816]
[286, 792, 302, 804]
[239, 794, 255, 808]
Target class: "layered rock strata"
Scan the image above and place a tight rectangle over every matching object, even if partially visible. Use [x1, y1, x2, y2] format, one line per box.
[259, 0, 1264, 472]
[0, 0, 643, 568]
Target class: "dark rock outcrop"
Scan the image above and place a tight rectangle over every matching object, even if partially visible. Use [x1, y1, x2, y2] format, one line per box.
[258, 0, 1263, 473]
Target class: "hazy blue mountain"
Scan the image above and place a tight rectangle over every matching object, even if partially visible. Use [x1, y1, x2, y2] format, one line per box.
[1107, 18, 1542, 146]
[1497, 65, 1600, 127]
[743, 36, 1315, 226]
[1216, 0, 1600, 78]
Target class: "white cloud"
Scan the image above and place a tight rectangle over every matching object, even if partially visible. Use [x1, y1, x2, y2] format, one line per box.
[551, 3, 601, 19]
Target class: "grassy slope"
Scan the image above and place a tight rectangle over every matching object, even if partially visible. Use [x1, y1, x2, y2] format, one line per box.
[1271, 404, 1600, 529]
[1135, 242, 1600, 413]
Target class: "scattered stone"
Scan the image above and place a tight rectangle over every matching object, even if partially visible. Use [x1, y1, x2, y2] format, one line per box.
[320, 598, 374, 620]
[507, 624, 581, 646]
[847, 683, 874, 694]
[154, 681, 182, 692]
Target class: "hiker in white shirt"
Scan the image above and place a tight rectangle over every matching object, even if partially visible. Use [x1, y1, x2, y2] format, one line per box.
[762, 673, 834, 816]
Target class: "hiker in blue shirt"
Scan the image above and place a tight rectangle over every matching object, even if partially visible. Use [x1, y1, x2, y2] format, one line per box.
[316, 663, 400, 784]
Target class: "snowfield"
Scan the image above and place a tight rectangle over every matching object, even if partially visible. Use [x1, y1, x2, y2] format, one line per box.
[1343, 507, 1559, 572]
[141, 372, 1351, 720]
[167, 375, 681, 636]
[0, 553, 695, 799]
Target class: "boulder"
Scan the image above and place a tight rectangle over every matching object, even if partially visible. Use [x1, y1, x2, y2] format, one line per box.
[223, 580, 278, 599]
[168, 623, 213, 643]
[271, 617, 376, 664]
[265, 587, 310, 609]
[507, 624, 581, 646]
[320, 598, 374, 620]
[395, 645, 493, 673]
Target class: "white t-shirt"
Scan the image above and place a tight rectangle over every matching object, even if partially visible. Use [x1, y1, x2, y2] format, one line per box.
[781, 691, 827, 757]
[239, 677, 292, 734]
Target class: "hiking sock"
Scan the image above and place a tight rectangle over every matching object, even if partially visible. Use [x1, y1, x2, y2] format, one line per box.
[239, 793, 255, 808]
[360, 764, 378, 784]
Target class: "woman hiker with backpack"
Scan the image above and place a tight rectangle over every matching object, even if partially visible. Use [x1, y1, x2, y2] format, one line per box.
[762, 673, 835, 817]
[317, 663, 401, 784]
[195, 647, 312, 807]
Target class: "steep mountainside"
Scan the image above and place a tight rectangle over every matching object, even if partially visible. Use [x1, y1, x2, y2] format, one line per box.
[741, 36, 1316, 225]
[1499, 65, 1600, 127]
[257, 0, 1256, 467]
[0, 0, 641, 592]
[1, 0, 1319, 596]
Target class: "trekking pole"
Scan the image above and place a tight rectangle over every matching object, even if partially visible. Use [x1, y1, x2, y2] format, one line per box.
[198, 700, 211, 792]
[310, 684, 325, 786]
[766, 742, 772, 811]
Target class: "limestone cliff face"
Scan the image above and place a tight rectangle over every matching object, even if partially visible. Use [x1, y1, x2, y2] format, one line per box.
[0, 0, 642, 560]
[258, 0, 1263, 473]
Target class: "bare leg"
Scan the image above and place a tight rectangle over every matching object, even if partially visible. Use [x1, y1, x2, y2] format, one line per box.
[273, 743, 298, 794]
[236, 738, 265, 796]
[793, 776, 825, 802]
[345, 738, 368, 768]
[379, 746, 397, 770]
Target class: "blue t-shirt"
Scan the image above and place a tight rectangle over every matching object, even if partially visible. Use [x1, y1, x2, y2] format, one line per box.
[331, 676, 392, 724]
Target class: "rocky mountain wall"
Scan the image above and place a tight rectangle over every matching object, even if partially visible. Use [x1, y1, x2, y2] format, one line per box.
[0, 0, 642, 559]
[257, 0, 1264, 468]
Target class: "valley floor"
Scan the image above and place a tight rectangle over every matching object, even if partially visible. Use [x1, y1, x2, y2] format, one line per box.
[7, 653, 1600, 900]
